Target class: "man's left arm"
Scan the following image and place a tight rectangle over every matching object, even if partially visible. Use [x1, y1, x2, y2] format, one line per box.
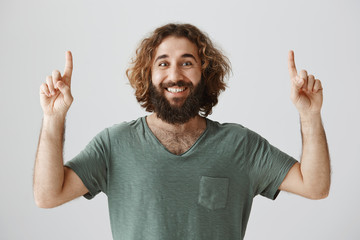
[279, 50, 331, 199]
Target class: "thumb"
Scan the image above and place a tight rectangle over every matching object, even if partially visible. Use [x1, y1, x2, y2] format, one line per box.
[291, 76, 304, 101]
[293, 75, 304, 90]
[57, 81, 73, 105]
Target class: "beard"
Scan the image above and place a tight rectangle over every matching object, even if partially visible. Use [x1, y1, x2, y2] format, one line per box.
[149, 79, 204, 124]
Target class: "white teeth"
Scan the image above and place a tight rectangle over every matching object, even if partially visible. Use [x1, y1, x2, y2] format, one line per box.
[167, 87, 186, 93]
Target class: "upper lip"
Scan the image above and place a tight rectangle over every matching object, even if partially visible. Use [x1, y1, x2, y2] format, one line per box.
[162, 81, 191, 88]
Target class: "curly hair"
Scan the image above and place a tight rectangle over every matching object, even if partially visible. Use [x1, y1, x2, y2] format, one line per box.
[126, 23, 231, 117]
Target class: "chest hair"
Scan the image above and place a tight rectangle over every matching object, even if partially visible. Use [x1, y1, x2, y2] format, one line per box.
[152, 128, 204, 155]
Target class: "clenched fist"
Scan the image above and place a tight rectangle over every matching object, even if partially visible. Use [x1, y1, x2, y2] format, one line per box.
[39, 51, 74, 118]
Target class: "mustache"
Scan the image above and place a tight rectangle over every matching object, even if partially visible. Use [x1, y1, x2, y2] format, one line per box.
[160, 80, 193, 88]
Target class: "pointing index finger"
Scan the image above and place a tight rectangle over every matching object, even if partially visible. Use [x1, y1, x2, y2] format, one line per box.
[63, 50, 73, 82]
[288, 50, 297, 79]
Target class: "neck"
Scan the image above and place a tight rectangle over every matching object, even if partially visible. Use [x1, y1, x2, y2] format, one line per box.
[146, 113, 206, 134]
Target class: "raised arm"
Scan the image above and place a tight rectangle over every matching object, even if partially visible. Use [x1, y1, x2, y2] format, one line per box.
[34, 51, 88, 208]
[279, 50, 331, 199]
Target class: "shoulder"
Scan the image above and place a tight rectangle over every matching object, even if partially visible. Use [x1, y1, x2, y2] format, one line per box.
[206, 119, 267, 147]
[207, 118, 257, 138]
[105, 117, 145, 140]
[107, 117, 143, 132]
[207, 118, 245, 131]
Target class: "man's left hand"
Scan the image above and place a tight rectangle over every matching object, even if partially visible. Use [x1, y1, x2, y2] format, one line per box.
[288, 50, 323, 116]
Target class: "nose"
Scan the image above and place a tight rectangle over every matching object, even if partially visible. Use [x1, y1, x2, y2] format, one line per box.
[168, 65, 183, 82]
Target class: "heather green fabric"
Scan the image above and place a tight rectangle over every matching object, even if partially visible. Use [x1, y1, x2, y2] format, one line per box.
[65, 117, 297, 240]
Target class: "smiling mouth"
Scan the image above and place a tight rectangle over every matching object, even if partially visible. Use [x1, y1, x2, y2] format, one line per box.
[166, 87, 187, 93]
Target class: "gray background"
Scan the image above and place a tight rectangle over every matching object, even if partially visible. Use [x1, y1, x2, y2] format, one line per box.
[1, 0, 359, 239]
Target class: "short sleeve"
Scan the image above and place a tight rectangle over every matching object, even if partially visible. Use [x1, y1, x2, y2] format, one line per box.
[246, 129, 298, 200]
[64, 128, 110, 199]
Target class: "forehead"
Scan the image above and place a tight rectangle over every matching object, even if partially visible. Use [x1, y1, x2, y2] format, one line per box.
[154, 36, 199, 57]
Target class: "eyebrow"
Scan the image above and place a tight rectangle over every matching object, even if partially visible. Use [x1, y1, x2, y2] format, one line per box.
[182, 54, 198, 62]
[154, 53, 198, 63]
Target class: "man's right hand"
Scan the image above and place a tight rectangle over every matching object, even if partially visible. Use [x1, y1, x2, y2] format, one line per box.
[40, 51, 74, 117]
[35, 51, 89, 208]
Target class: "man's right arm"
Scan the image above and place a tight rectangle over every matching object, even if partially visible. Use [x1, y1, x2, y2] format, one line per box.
[33, 51, 88, 208]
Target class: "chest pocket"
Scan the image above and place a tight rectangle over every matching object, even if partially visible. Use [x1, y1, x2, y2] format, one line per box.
[198, 176, 229, 210]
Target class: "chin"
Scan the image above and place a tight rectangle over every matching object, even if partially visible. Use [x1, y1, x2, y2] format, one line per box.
[168, 97, 187, 106]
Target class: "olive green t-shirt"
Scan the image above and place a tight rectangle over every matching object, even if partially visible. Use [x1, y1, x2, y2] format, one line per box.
[65, 117, 297, 240]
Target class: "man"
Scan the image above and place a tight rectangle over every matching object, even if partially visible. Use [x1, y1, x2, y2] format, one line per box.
[34, 23, 330, 239]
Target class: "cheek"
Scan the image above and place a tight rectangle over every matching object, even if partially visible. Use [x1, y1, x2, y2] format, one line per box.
[151, 70, 163, 86]
[187, 69, 202, 84]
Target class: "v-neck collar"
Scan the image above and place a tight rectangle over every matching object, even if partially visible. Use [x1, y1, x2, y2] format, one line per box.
[141, 116, 210, 157]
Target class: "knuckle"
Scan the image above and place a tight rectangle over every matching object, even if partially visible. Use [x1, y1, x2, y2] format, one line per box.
[52, 70, 61, 76]
[41, 83, 48, 91]
[300, 69, 307, 75]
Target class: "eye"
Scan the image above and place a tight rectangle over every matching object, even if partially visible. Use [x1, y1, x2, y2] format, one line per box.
[182, 61, 192, 66]
[158, 62, 168, 67]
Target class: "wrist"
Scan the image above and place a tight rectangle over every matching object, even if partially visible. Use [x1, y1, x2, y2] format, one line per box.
[299, 111, 321, 123]
[43, 114, 66, 122]
[299, 113, 323, 136]
[42, 114, 66, 133]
